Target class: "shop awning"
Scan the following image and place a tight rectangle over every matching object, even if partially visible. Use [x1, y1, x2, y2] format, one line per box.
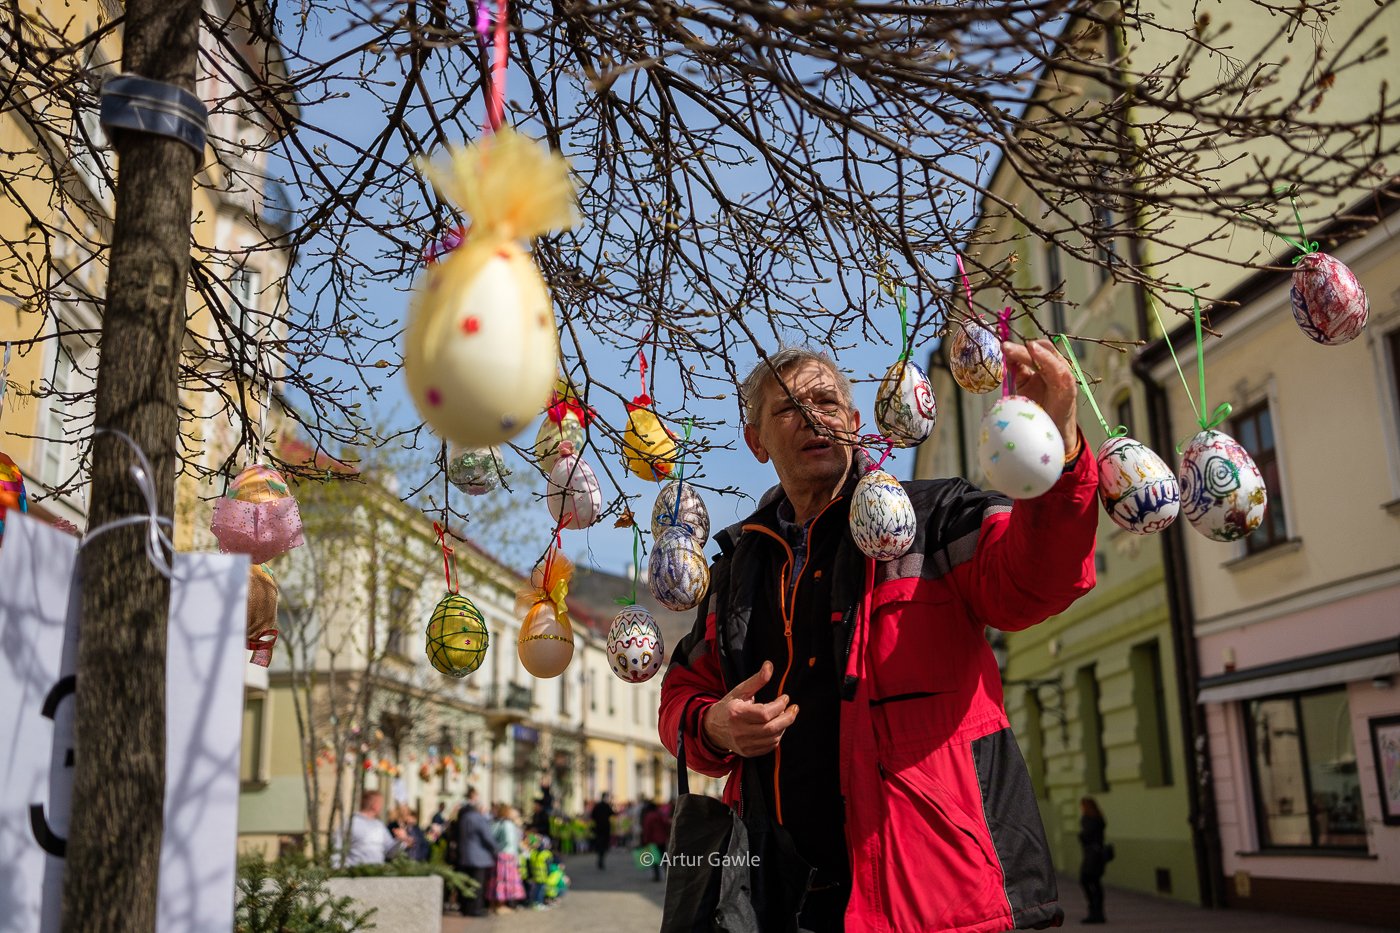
[1197, 637, 1400, 704]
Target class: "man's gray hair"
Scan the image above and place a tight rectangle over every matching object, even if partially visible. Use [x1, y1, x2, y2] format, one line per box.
[740, 347, 854, 425]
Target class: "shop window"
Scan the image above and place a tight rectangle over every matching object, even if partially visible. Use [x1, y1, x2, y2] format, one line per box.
[1231, 400, 1288, 553]
[1245, 687, 1364, 850]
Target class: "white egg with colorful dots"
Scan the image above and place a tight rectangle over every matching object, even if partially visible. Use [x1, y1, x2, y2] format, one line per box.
[977, 395, 1065, 499]
[647, 526, 710, 611]
[546, 453, 602, 530]
[607, 605, 665, 683]
[874, 359, 937, 448]
[1178, 430, 1267, 542]
[1095, 436, 1179, 534]
[849, 469, 917, 561]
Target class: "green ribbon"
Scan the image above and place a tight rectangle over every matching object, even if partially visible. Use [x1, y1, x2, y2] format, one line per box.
[1051, 334, 1126, 441]
[897, 286, 912, 362]
[615, 525, 643, 607]
[1148, 289, 1233, 452]
[1272, 184, 1319, 265]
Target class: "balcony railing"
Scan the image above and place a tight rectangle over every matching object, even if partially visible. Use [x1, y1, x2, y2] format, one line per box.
[485, 682, 533, 714]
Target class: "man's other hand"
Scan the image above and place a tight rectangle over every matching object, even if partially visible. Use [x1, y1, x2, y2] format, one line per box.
[702, 660, 799, 757]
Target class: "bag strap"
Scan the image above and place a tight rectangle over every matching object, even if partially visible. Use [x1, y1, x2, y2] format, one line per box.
[676, 727, 691, 797]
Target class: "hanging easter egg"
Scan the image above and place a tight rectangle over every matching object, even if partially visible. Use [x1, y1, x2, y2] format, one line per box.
[651, 480, 710, 545]
[849, 469, 916, 561]
[648, 526, 710, 611]
[246, 563, 280, 667]
[546, 453, 602, 530]
[948, 320, 1005, 394]
[211, 464, 305, 564]
[1290, 252, 1369, 346]
[976, 396, 1065, 499]
[1095, 436, 1180, 535]
[606, 604, 665, 683]
[534, 406, 587, 473]
[517, 600, 575, 678]
[404, 127, 578, 447]
[0, 451, 29, 545]
[426, 592, 491, 677]
[447, 446, 510, 495]
[623, 394, 677, 482]
[1178, 430, 1267, 542]
[874, 359, 936, 448]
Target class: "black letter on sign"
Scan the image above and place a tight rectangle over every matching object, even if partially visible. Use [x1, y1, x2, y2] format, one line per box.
[29, 674, 76, 857]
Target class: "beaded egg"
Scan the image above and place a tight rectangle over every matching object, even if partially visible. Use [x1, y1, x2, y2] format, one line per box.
[447, 446, 510, 495]
[651, 480, 710, 545]
[849, 469, 916, 561]
[976, 396, 1065, 499]
[546, 453, 602, 530]
[647, 526, 710, 611]
[1178, 430, 1267, 542]
[606, 604, 665, 683]
[874, 359, 937, 448]
[1095, 436, 1180, 535]
[1290, 252, 1369, 346]
[426, 592, 491, 677]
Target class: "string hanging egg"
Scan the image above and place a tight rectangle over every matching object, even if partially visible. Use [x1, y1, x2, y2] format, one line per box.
[948, 319, 1005, 394]
[210, 464, 305, 564]
[647, 526, 709, 611]
[1095, 437, 1180, 535]
[1178, 430, 1267, 542]
[977, 396, 1065, 499]
[447, 446, 510, 495]
[404, 127, 579, 447]
[1290, 252, 1369, 346]
[546, 453, 602, 530]
[849, 467, 916, 561]
[606, 604, 664, 683]
[0, 451, 28, 545]
[874, 359, 936, 448]
[426, 592, 491, 677]
[651, 480, 709, 545]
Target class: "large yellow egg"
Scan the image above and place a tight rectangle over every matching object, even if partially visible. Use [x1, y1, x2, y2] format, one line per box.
[517, 601, 574, 678]
[404, 241, 559, 448]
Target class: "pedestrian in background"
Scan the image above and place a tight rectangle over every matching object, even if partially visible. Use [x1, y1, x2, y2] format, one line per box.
[590, 792, 615, 870]
[454, 788, 498, 917]
[1078, 796, 1109, 925]
[641, 799, 671, 883]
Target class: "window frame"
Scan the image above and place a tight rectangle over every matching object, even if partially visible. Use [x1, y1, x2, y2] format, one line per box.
[1230, 398, 1290, 555]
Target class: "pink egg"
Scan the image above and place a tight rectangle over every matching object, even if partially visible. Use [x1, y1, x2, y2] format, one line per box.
[1290, 252, 1368, 346]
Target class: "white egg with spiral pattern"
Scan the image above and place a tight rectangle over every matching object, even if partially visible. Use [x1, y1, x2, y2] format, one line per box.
[874, 359, 937, 448]
[606, 605, 665, 683]
[1178, 430, 1267, 542]
[849, 469, 916, 561]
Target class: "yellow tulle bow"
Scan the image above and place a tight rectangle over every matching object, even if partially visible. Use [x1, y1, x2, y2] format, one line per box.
[516, 547, 574, 629]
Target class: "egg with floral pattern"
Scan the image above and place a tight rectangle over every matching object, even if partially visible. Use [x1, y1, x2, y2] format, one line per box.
[874, 360, 936, 448]
[647, 526, 710, 611]
[546, 454, 602, 530]
[849, 469, 916, 561]
[1178, 430, 1267, 542]
[1290, 252, 1369, 346]
[1095, 436, 1179, 535]
[651, 480, 710, 545]
[977, 395, 1064, 499]
[948, 320, 1005, 394]
[606, 605, 665, 683]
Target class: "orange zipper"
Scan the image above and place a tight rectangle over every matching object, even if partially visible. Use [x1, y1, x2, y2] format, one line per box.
[741, 494, 844, 825]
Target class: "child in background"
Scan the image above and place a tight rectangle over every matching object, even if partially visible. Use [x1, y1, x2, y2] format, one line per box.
[526, 833, 554, 910]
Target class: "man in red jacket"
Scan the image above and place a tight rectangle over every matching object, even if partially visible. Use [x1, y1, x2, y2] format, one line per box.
[658, 341, 1098, 933]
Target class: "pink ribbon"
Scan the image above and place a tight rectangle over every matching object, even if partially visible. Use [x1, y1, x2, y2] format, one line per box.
[997, 307, 1015, 398]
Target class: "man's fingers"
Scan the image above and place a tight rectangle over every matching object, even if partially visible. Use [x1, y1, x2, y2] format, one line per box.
[727, 660, 773, 701]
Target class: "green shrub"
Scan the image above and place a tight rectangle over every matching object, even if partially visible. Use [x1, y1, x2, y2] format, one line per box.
[235, 853, 377, 933]
[332, 857, 479, 901]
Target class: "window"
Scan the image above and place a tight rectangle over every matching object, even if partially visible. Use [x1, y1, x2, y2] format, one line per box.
[1046, 244, 1066, 334]
[1077, 664, 1108, 793]
[229, 265, 261, 339]
[1113, 391, 1134, 440]
[606, 758, 615, 795]
[1090, 164, 1119, 281]
[241, 695, 266, 784]
[1245, 687, 1364, 850]
[1388, 329, 1400, 437]
[70, 104, 113, 205]
[607, 678, 615, 717]
[1131, 640, 1174, 787]
[39, 338, 95, 494]
[1022, 691, 1048, 799]
[386, 584, 413, 658]
[633, 687, 640, 724]
[1232, 401, 1288, 553]
[559, 671, 570, 715]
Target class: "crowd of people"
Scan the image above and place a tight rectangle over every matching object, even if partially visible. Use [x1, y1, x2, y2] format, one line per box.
[341, 782, 678, 918]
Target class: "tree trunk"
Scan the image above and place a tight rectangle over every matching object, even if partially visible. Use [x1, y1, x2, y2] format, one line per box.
[61, 0, 201, 930]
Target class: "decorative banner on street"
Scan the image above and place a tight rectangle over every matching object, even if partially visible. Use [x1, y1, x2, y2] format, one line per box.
[0, 512, 250, 933]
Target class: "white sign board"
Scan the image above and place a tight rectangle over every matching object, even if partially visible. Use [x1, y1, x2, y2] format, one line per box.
[0, 512, 250, 933]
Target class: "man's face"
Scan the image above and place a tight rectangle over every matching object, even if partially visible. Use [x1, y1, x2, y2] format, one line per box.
[366, 794, 383, 817]
[743, 360, 861, 492]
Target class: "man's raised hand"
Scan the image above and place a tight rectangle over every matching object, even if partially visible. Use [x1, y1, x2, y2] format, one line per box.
[702, 660, 799, 758]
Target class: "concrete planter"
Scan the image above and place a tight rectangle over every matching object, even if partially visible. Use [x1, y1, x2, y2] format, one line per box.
[325, 875, 443, 932]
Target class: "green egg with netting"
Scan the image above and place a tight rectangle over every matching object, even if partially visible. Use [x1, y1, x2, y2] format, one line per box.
[426, 593, 490, 677]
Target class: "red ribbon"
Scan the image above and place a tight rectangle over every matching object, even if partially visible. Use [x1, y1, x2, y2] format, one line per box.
[248, 629, 279, 667]
[434, 521, 459, 594]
